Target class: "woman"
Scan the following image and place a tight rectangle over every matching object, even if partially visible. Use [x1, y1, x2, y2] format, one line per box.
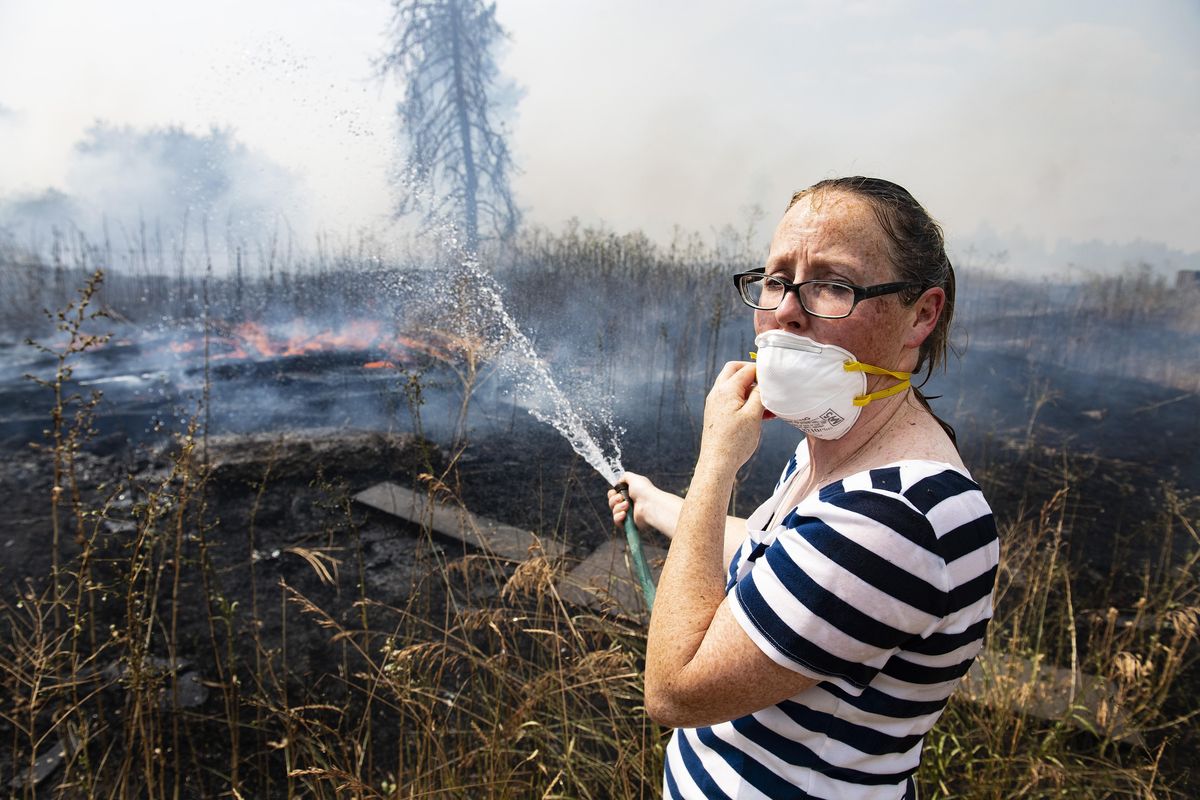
[608, 177, 998, 799]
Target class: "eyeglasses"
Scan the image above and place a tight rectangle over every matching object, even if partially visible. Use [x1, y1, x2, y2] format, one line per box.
[733, 270, 920, 319]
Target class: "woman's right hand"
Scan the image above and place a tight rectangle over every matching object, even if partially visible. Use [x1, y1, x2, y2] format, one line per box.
[698, 361, 764, 474]
[607, 471, 658, 529]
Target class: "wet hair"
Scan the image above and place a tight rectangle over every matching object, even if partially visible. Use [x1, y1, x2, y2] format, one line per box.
[787, 176, 958, 444]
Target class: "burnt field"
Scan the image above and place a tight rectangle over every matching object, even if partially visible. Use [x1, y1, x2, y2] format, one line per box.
[1, 326, 1194, 637]
[0, 242, 1197, 797]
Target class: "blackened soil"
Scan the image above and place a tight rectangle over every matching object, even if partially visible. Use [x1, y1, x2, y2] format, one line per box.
[0, 354, 1197, 794]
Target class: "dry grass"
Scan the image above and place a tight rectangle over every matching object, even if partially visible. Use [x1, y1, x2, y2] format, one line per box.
[918, 470, 1199, 798]
[1, 251, 1198, 797]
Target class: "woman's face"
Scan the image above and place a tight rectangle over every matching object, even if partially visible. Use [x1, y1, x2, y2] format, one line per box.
[754, 191, 918, 372]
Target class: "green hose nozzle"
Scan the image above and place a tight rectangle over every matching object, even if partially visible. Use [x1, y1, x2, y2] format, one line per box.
[615, 481, 656, 612]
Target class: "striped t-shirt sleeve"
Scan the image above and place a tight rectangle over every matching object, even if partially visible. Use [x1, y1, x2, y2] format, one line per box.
[728, 472, 975, 696]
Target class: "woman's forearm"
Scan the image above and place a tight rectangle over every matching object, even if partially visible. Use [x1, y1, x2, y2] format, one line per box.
[640, 486, 746, 563]
[639, 487, 684, 536]
[645, 456, 738, 686]
[643, 360, 764, 721]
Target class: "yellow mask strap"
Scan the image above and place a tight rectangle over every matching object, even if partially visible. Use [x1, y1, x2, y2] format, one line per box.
[844, 361, 912, 407]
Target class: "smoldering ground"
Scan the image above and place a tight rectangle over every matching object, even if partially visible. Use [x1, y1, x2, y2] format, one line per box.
[0, 231, 1197, 796]
[2, 233, 1197, 550]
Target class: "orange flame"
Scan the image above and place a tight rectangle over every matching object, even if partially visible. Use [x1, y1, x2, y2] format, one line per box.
[161, 319, 457, 367]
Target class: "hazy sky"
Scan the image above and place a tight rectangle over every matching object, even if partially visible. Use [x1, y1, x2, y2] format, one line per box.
[1, 0, 1197, 263]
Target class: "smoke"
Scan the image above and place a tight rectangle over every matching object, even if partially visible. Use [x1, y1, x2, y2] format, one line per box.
[0, 122, 308, 270]
[960, 225, 1200, 278]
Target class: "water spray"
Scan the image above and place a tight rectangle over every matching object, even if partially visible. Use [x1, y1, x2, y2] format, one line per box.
[417, 247, 658, 610]
[613, 481, 656, 611]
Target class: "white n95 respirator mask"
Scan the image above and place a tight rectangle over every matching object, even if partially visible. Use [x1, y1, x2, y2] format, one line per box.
[752, 330, 912, 440]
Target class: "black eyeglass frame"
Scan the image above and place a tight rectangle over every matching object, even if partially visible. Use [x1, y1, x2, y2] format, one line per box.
[732, 270, 922, 319]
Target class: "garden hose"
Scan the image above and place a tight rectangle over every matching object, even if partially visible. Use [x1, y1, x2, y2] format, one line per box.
[614, 481, 656, 611]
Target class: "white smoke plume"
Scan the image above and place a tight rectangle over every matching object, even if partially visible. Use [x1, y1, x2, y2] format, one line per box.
[0, 122, 308, 271]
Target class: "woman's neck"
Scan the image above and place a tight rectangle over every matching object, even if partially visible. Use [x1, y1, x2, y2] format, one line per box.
[764, 396, 927, 530]
[803, 391, 914, 487]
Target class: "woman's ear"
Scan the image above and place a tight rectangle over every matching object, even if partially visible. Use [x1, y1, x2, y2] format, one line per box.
[905, 287, 945, 350]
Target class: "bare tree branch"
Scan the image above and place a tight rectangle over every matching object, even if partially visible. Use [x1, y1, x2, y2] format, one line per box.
[378, 0, 521, 248]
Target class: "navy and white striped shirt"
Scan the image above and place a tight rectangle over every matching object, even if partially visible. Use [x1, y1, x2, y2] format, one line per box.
[664, 446, 999, 799]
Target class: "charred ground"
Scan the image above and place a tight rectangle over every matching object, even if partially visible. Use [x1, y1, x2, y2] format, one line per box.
[0, 252, 1197, 796]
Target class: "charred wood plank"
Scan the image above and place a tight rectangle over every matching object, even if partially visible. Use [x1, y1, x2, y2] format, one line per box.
[960, 651, 1143, 745]
[557, 538, 666, 620]
[354, 481, 564, 562]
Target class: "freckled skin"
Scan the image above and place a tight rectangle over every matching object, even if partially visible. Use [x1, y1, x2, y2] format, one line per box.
[622, 188, 964, 730]
[635, 192, 965, 730]
[753, 189, 961, 487]
[754, 190, 917, 379]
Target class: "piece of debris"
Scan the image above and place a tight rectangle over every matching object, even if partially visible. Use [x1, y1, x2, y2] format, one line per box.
[8, 744, 67, 790]
[103, 519, 139, 535]
[161, 670, 209, 710]
[557, 538, 666, 619]
[101, 655, 190, 682]
[961, 651, 1142, 745]
[197, 429, 420, 481]
[7, 730, 81, 791]
[94, 656, 208, 709]
[354, 481, 564, 561]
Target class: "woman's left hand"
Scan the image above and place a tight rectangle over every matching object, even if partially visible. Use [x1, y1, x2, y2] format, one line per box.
[698, 361, 765, 473]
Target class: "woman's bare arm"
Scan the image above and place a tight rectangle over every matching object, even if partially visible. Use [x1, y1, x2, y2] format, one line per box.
[607, 474, 747, 564]
[643, 363, 817, 728]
